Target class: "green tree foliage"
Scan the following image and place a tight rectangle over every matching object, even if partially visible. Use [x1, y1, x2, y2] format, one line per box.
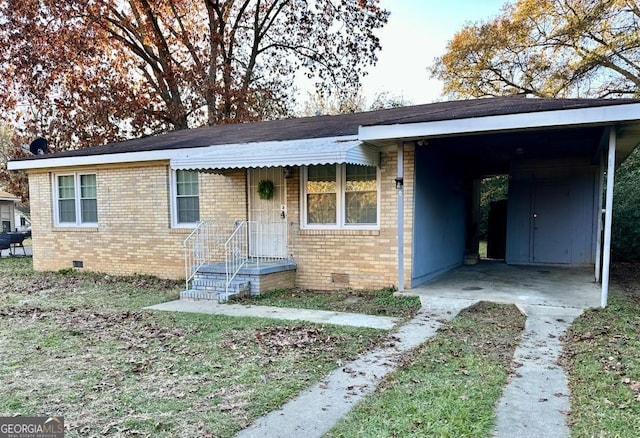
[480, 176, 509, 241]
[613, 146, 640, 261]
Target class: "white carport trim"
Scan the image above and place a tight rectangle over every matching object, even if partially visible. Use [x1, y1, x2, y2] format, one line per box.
[601, 129, 617, 307]
[170, 136, 379, 170]
[358, 102, 640, 141]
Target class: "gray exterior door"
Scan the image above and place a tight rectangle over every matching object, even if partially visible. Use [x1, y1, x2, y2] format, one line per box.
[532, 180, 571, 264]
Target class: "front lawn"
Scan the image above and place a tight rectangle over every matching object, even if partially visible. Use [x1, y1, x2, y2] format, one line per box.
[9, 257, 637, 436]
[561, 263, 640, 437]
[0, 258, 383, 436]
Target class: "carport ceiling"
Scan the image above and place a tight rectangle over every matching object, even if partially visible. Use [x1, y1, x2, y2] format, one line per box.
[419, 126, 609, 177]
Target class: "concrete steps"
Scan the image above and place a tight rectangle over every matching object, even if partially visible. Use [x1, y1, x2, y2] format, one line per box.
[181, 271, 250, 303]
[182, 260, 296, 303]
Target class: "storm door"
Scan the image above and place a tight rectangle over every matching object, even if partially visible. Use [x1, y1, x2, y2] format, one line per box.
[248, 167, 287, 258]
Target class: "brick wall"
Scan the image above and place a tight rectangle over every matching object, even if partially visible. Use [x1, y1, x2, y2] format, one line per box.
[27, 146, 415, 290]
[287, 147, 414, 290]
[28, 163, 247, 278]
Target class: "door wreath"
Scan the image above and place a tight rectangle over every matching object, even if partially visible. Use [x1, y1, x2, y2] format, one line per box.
[257, 179, 275, 200]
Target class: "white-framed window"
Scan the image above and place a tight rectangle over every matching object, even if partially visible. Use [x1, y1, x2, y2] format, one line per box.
[53, 173, 98, 226]
[170, 169, 200, 227]
[302, 164, 379, 229]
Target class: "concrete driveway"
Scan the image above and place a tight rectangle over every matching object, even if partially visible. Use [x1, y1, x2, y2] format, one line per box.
[406, 260, 601, 309]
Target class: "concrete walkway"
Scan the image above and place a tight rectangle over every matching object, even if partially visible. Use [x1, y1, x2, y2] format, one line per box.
[147, 299, 400, 330]
[237, 297, 477, 438]
[494, 304, 583, 438]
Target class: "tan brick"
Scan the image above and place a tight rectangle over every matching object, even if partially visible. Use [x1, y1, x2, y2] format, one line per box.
[28, 148, 415, 289]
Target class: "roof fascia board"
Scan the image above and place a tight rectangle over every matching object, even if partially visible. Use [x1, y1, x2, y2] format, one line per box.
[7, 148, 193, 171]
[358, 103, 640, 141]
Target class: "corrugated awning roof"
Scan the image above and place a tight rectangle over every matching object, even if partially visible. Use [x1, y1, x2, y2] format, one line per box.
[170, 136, 379, 170]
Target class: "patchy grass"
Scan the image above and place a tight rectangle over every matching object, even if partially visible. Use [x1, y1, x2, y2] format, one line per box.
[561, 263, 640, 437]
[233, 287, 421, 320]
[0, 258, 383, 437]
[327, 302, 526, 437]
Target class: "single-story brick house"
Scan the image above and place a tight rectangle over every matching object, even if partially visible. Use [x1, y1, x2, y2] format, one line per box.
[8, 96, 640, 304]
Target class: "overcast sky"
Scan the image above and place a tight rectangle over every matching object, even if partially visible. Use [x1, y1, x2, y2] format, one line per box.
[359, 0, 508, 104]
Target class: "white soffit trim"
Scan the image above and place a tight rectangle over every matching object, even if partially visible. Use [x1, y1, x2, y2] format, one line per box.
[358, 103, 640, 141]
[170, 136, 379, 170]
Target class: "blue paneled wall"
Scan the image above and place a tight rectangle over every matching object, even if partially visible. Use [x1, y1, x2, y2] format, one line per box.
[411, 147, 467, 286]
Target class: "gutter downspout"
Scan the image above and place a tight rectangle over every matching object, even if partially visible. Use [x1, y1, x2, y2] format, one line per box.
[601, 129, 616, 308]
[396, 142, 405, 292]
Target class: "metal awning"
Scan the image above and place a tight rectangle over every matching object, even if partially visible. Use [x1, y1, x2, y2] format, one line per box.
[169, 136, 379, 170]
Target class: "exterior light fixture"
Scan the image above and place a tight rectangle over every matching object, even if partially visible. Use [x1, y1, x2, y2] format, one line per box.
[395, 176, 404, 189]
[283, 166, 292, 179]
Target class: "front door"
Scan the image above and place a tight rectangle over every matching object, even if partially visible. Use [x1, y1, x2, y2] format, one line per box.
[248, 167, 287, 258]
[532, 179, 571, 264]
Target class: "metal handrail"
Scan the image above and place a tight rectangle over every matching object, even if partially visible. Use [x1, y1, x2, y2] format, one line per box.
[225, 221, 249, 295]
[224, 220, 288, 295]
[183, 220, 218, 291]
[184, 219, 287, 297]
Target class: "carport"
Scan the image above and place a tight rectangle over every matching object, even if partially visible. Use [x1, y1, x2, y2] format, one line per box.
[359, 97, 640, 307]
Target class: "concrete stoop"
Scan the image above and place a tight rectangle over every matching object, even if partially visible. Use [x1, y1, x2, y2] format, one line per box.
[183, 260, 296, 302]
[181, 272, 251, 302]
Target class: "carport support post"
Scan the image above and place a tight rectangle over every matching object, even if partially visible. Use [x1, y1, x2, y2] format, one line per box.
[595, 151, 605, 283]
[397, 142, 405, 292]
[601, 129, 616, 308]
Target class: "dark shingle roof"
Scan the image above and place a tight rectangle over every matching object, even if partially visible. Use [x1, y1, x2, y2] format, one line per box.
[15, 95, 640, 161]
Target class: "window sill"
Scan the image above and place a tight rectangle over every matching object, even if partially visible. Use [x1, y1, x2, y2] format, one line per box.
[170, 227, 194, 234]
[52, 226, 99, 232]
[298, 228, 380, 236]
